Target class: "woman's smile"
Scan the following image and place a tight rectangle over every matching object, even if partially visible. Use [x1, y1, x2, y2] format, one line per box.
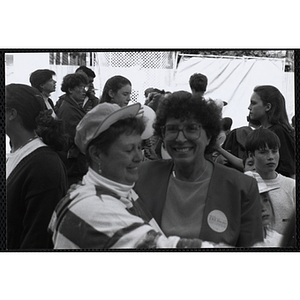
[173, 146, 194, 153]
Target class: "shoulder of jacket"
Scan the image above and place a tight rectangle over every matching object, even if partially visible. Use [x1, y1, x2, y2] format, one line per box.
[214, 163, 255, 184]
[28, 148, 64, 170]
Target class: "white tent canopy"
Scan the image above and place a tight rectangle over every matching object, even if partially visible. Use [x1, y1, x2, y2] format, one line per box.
[174, 54, 294, 129]
[5, 52, 295, 153]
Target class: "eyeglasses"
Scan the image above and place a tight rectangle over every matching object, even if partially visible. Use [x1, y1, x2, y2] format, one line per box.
[161, 124, 202, 141]
[77, 85, 89, 92]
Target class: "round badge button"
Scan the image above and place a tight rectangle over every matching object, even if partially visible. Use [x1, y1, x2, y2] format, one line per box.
[207, 210, 228, 233]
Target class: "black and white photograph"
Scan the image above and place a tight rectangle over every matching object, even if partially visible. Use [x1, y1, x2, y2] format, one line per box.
[1, 2, 299, 298]
[3, 49, 297, 251]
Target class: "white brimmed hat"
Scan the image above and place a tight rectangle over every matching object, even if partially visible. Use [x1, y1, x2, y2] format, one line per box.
[75, 102, 141, 154]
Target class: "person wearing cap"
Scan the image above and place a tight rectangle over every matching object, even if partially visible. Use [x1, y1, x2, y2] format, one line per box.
[244, 127, 295, 239]
[134, 91, 263, 247]
[29, 69, 57, 118]
[244, 172, 283, 247]
[48, 102, 230, 249]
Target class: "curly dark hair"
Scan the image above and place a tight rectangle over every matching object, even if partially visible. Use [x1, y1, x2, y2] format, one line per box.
[36, 109, 68, 151]
[61, 73, 89, 94]
[154, 91, 221, 153]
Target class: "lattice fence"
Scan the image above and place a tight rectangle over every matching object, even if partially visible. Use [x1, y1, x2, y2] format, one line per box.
[49, 52, 96, 66]
[95, 51, 177, 104]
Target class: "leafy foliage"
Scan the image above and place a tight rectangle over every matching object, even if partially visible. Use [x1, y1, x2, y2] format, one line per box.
[179, 50, 294, 71]
[180, 50, 293, 58]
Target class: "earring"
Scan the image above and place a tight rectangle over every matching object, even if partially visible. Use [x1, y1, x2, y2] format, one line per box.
[98, 162, 102, 174]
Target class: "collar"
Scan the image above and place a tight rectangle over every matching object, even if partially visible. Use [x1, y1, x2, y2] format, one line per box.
[82, 167, 135, 199]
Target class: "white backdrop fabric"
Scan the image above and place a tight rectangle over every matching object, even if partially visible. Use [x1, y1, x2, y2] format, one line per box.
[5, 53, 295, 153]
[174, 56, 291, 129]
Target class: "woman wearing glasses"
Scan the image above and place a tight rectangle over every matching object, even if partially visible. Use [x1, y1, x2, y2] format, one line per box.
[50, 102, 230, 249]
[134, 91, 263, 247]
[55, 72, 90, 188]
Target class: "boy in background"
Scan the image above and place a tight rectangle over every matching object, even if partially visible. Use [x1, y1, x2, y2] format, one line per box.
[244, 128, 295, 237]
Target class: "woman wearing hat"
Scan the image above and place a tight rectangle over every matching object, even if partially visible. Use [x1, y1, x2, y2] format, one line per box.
[6, 84, 67, 249]
[49, 102, 228, 249]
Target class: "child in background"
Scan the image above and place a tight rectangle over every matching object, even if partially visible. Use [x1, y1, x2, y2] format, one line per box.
[245, 172, 283, 247]
[243, 153, 256, 173]
[244, 128, 295, 238]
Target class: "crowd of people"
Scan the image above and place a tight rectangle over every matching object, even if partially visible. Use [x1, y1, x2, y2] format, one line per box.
[5, 68, 296, 250]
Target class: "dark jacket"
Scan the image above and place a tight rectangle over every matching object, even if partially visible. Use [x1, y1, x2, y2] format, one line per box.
[223, 126, 253, 159]
[55, 94, 88, 185]
[134, 160, 263, 247]
[55, 93, 99, 114]
[269, 124, 295, 177]
[7, 147, 67, 249]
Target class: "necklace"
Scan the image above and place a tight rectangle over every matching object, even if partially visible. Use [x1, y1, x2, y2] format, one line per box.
[11, 135, 39, 153]
[173, 161, 209, 181]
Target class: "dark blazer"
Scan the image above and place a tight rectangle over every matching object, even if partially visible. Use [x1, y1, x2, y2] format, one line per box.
[134, 159, 263, 247]
[56, 94, 88, 184]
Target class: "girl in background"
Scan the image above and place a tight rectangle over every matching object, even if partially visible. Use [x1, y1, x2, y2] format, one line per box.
[100, 75, 132, 107]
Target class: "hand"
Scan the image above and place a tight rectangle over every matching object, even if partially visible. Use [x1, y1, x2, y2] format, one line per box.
[215, 131, 226, 148]
[137, 107, 144, 117]
[177, 238, 203, 248]
[211, 243, 234, 248]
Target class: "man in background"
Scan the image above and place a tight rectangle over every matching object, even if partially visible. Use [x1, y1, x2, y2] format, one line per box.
[75, 66, 99, 112]
[189, 72, 208, 97]
[29, 69, 57, 118]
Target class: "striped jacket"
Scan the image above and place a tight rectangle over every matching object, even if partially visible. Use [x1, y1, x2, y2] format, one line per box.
[48, 168, 181, 249]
